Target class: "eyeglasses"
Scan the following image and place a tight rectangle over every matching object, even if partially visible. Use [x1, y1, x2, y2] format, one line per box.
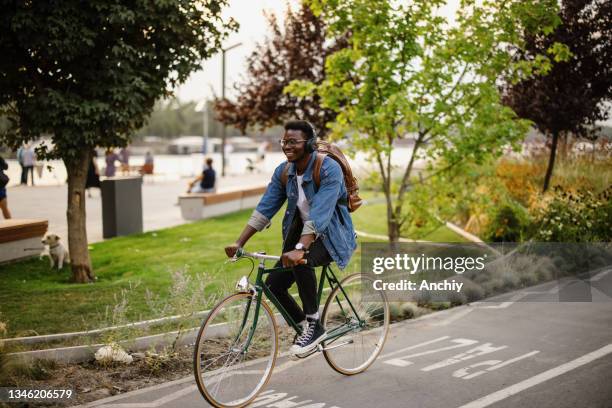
[278, 139, 307, 147]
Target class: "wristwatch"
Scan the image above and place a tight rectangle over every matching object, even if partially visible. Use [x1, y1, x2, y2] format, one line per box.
[295, 242, 309, 253]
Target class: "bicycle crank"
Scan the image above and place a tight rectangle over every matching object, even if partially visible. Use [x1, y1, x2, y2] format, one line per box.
[319, 339, 354, 351]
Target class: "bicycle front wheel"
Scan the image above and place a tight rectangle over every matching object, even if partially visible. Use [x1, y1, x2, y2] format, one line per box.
[322, 273, 389, 375]
[193, 292, 278, 408]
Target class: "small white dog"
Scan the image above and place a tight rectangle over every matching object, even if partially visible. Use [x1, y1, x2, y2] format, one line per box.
[41, 234, 70, 269]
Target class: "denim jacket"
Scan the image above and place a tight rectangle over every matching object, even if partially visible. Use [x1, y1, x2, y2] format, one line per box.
[248, 152, 357, 269]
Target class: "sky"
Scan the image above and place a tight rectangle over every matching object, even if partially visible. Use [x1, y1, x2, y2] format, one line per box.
[175, 0, 300, 102]
[175, 0, 460, 103]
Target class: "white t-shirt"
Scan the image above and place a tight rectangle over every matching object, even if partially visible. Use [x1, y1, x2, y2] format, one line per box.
[296, 175, 310, 223]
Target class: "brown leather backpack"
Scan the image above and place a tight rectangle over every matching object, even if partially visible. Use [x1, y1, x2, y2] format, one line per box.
[280, 140, 363, 212]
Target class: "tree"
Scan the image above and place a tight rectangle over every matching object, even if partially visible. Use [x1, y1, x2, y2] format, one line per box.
[0, 1, 236, 282]
[502, 0, 612, 192]
[214, 3, 346, 137]
[288, 0, 562, 242]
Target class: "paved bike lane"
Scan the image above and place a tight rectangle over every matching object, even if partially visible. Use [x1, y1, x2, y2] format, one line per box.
[79, 273, 612, 408]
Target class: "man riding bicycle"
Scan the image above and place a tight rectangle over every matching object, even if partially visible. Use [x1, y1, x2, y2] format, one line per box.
[225, 120, 357, 356]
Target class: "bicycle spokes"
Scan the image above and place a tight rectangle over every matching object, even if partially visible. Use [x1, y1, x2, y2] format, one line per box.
[194, 293, 278, 408]
[322, 273, 389, 375]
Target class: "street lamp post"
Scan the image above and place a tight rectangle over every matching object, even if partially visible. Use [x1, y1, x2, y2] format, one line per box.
[220, 42, 242, 177]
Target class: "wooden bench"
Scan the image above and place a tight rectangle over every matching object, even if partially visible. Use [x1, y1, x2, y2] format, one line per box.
[179, 186, 267, 220]
[0, 219, 48, 264]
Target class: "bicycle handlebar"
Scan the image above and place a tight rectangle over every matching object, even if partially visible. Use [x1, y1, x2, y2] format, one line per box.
[235, 248, 307, 264]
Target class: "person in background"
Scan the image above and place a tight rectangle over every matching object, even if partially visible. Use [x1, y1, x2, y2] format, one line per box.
[188, 157, 216, 193]
[257, 141, 269, 161]
[21, 143, 36, 186]
[104, 148, 120, 177]
[140, 151, 154, 175]
[119, 147, 130, 175]
[85, 150, 101, 197]
[0, 155, 12, 218]
[17, 145, 25, 185]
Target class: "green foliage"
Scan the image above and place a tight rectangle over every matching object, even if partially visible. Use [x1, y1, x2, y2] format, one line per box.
[0, 0, 237, 158]
[484, 202, 531, 242]
[214, 4, 346, 136]
[398, 158, 507, 239]
[501, 0, 612, 192]
[288, 0, 559, 241]
[532, 186, 612, 242]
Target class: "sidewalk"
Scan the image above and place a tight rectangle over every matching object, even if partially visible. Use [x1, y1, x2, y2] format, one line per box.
[4, 173, 271, 243]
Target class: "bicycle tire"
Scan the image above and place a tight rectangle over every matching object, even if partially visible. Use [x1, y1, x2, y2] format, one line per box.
[193, 292, 278, 408]
[321, 273, 389, 375]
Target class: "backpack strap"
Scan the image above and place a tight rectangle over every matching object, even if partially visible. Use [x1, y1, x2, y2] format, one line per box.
[313, 153, 326, 189]
[315, 152, 349, 208]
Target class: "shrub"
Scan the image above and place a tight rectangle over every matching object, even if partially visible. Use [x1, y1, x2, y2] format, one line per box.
[388, 304, 404, 321]
[463, 284, 485, 302]
[448, 291, 467, 306]
[501, 272, 519, 290]
[496, 159, 542, 206]
[484, 201, 530, 242]
[415, 291, 431, 308]
[401, 302, 418, 319]
[532, 186, 612, 242]
[483, 278, 504, 295]
[518, 272, 537, 287]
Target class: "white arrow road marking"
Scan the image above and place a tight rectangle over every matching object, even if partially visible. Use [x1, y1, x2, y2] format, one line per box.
[422, 342, 508, 372]
[453, 351, 540, 380]
[379, 336, 451, 360]
[457, 344, 612, 408]
[384, 338, 478, 367]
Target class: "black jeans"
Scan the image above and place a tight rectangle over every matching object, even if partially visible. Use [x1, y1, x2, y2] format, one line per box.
[21, 165, 33, 185]
[265, 214, 332, 324]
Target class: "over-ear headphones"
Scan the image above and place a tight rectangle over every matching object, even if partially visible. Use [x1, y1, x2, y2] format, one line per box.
[304, 121, 318, 153]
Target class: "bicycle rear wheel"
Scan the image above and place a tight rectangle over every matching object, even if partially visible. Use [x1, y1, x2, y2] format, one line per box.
[193, 292, 278, 408]
[321, 273, 389, 375]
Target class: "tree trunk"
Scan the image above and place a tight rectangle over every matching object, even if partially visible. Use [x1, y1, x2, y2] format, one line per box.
[65, 149, 95, 283]
[388, 220, 401, 242]
[387, 200, 401, 245]
[542, 130, 559, 192]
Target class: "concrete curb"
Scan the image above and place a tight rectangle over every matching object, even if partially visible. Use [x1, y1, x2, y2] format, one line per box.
[8, 327, 202, 364]
[3, 309, 212, 346]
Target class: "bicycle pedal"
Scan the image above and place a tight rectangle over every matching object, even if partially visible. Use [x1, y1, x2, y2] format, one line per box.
[302, 348, 320, 358]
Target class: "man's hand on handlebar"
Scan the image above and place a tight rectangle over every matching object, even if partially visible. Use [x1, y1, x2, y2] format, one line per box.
[225, 243, 241, 258]
[281, 249, 307, 267]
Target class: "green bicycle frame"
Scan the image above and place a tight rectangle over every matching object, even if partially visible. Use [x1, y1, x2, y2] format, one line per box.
[241, 261, 362, 352]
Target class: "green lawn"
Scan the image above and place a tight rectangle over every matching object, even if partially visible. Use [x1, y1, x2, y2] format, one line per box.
[354, 193, 469, 243]
[0, 196, 467, 338]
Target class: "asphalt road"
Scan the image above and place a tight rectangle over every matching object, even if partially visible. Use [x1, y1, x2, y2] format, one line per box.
[79, 268, 612, 408]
